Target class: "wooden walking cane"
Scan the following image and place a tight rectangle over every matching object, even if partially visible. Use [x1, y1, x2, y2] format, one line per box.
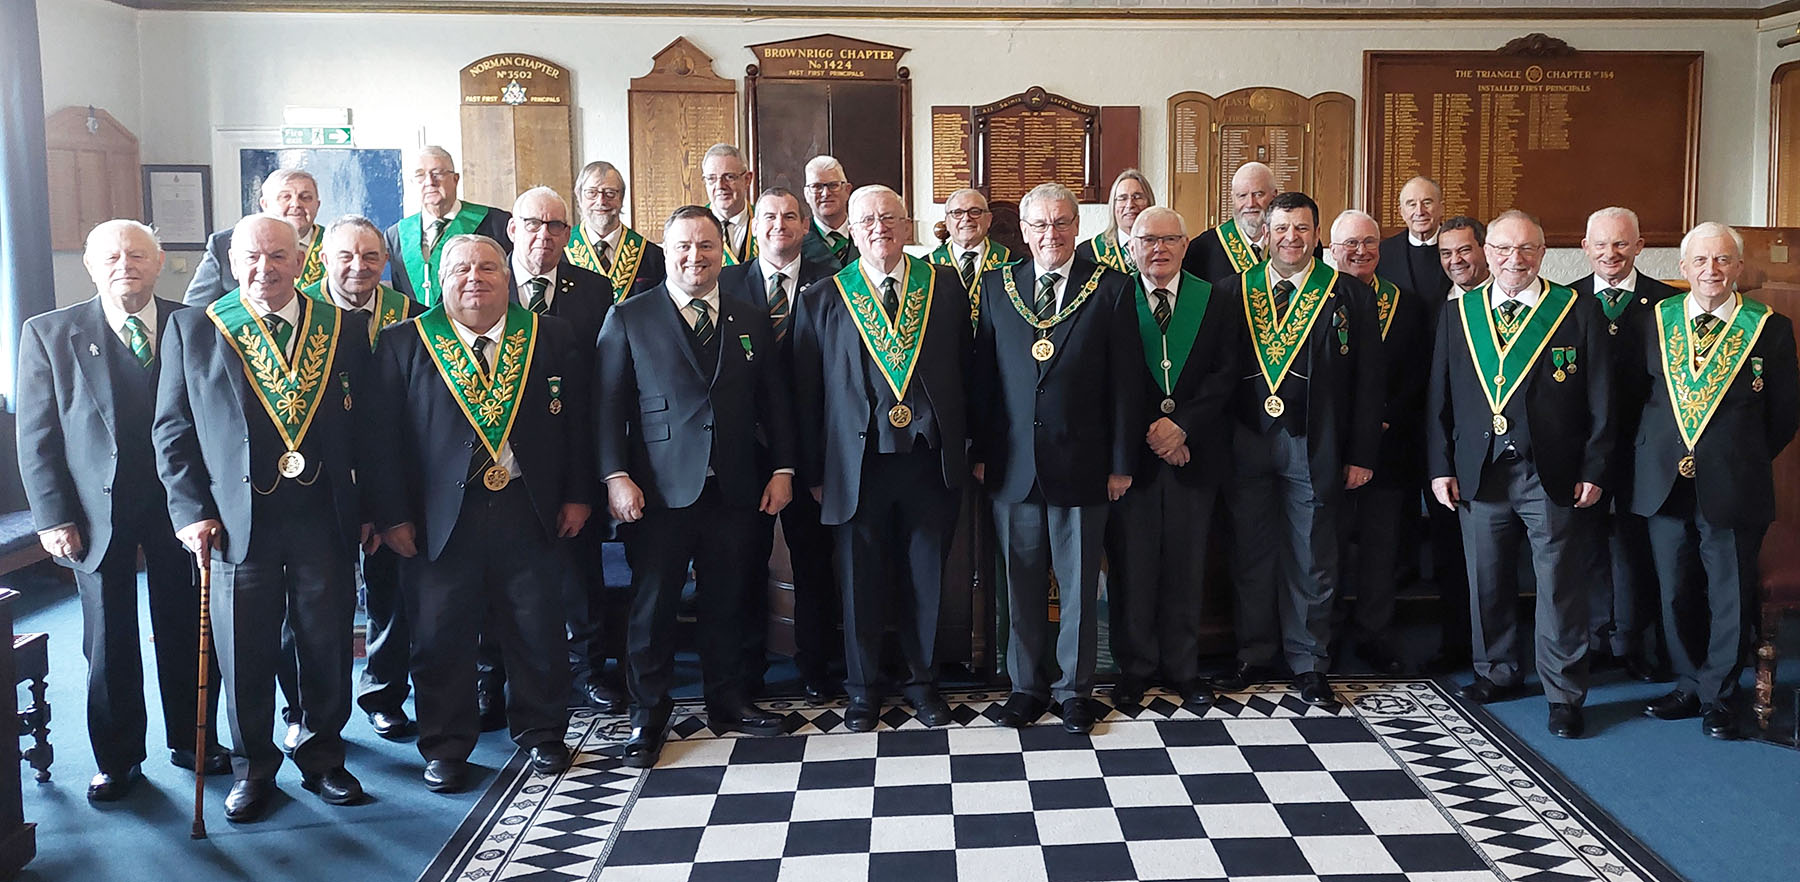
[191, 530, 214, 840]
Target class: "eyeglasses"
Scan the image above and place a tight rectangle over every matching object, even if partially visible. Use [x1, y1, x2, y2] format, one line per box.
[702, 172, 745, 186]
[1335, 237, 1381, 251]
[804, 181, 849, 194]
[579, 187, 624, 201]
[517, 218, 571, 235]
[1488, 244, 1542, 258]
[946, 208, 988, 221]
[852, 213, 907, 230]
[1023, 218, 1078, 233]
[412, 170, 456, 183]
[1113, 192, 1149, 205]
[1133, 234, 1185, 249]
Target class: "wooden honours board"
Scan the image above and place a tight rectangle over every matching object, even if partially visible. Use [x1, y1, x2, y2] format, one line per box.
[1364, 35, 1700, 247]
[948, 86, 1138, 205]
[459, 53, 575, 211]
[628, 38, 738, 244]
[746, 34, 912, 206]
[1166, 88, 1354, 237]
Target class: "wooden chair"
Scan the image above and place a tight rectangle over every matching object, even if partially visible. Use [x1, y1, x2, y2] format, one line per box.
[10, 635, 48, 783]
[1755, 521, 1800, 731]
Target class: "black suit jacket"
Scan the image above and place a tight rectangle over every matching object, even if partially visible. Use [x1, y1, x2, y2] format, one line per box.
[1371, 278, 1434, 487]
[719, 254, 838, 367]
[1124, 274, 1244, 489]
[618, 240, 667, 298]
[1224, 269, 1385, 497]
[1426, 281, 1614, 505]
[514, 261, 613, 352]
[1629, 301, 1799, 527]
[1182, 227, 1244, 288]
[792, 261, 970, 525]
[383, 206, 513, 301]
[970, 256, 1143, 507]
[801, 225, 854, 272]
[595, 285, 796, 511]
[1570, 271, 1679, 503]
[1378, 232, 1452, 305]
[17, 297, 184, 572]
[367, 312, 593, 560]
[152, 300, 370, 563]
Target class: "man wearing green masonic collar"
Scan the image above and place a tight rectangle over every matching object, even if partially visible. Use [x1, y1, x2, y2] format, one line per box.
[384, 145, 512, 307]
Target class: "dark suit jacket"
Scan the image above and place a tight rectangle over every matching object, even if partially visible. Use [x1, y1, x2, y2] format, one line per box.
[1629, 301, 1799, 527]
[1378, 232, 1452, 305]
[594, 284, 796, 511]
[152, 299, 370, 563]
[1124, 273, 1244, 489]
[791, 261, 970, 525]
[182, 229, 237, 307]
[1224, 269, 1385, 498]
[618, 240, 668, 298]
[514, 261, 613, 352]
[1426, 281, 1614, 505]
[17, 297, 184, 572]
[1182, 227, 1244, 288]
[367, 312, 593, 560]
[1570, 271, 1678, 504]
[801, 224, 855, 272]
[383, 205, 513, 301]
[1370, 278, 1434, 488]
[718, 254, 838, 369]
[970, 256, 1143, 507]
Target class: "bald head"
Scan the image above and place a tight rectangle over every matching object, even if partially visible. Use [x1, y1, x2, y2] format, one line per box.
[1230, 162, 1278, 238]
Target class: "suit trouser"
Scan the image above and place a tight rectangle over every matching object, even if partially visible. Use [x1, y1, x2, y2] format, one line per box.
[1579, 504, 1659, 659]
[751, 487, 841, 684]
[1429, 502, 1472, 654]
[623, 479, 761, 712]
[1460, 454, 1589, 705]
[407, 483, 571, 761]
[210, 484, 354, 782]
[561, 525, 614, 686]
[836, 447, 960, 703]
[1104, 463, 1216, 687]
[1229, 424, 1337, 675]
[355, 545, 409, 713]
[76, 508, 220, 774]
[1339, 480, 1408, 648]
[1644, 483, 1761, 708]
[994, 489, 1107, 704]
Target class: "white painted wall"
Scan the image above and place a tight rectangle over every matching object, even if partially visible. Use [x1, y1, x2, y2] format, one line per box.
[38, 5, 1780, 298]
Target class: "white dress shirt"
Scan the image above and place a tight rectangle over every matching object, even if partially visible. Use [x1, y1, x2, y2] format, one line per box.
[1595, 268, 1639, 296]
[514, 258, 560, 310]
[715, 208, 749, 256]
[1032, 258, 1077, 312]
[100, 296, 159, 354]
[1408, 232, 1438, 247]
[248, 294, 303, 359]
[1488, 276, 1544, 311]
[449, 314, 521, 478]
[1684, 293, 1736, 326]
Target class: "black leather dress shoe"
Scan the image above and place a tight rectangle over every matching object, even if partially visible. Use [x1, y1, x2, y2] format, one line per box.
[1108, 677, 1144, 707]
[709, 704, 784, 737]
[1177, 679, 1214, 709]
[844, 698, 880, 732]
[579, 679, 626, 714]
[423, 758, 468, 793]
[1547, 703, 1585, 739]
[171, 747, 232, 776]
[908, 691, 953, 728]
[367, 708, 413, 740]
[224, 778, 276, 822]
[1211, 662, 1267, 694]
[1295, 672, 1338, 707]
[622, 715, 668, 769]
[301, 766, 364, 805]
[87, 765, 141, 802]
[1458, 676, 1523, 704]
[1702, 707, 1738, 740]
[477, 689, 508, 733]
[802, 676, 837, 706]
[1643, 690, 1701, 720]
[529, 742, 572, 775]
[1620, 654, 1659, 683]
[1360, 645, 1408, 677]
[1060, 697, 1096, 734]
[995, 693, 1046, 729]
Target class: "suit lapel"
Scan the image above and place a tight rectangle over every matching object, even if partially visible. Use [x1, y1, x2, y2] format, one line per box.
[655, 289, 708, 380]
[71, 299, 119, 436]
[1039, 259, 1092, 381]
[712, 296, 743, 384]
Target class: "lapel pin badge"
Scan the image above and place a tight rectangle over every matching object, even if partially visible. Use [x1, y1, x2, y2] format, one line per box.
[88, 343, 100, 357]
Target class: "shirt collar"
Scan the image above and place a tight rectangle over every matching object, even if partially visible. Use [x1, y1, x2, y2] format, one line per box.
[1034, 257, 1075, 284]
[760, 253, 800, 281]
[1271, 260, 1314, 290]
[424, 200, 463, 224]
[954, 240, 987, 262]
[668, 282, 720, 313]
[1489, 276, 1543, 308]
[248, 292, 303, 326]
[1139, 272, 1180, 298]
[859, 255, 909, 287]
[594, 223, 623, 249]
[1595, 268, 1638, 294]
[1408, 231, 1438, 247]
[514, 257, 560, 291]
[99, 296, 158, 340]
[325, 282, 377, 313]
[449, 313, 505, 347]
[1684, 293, 1736, 323]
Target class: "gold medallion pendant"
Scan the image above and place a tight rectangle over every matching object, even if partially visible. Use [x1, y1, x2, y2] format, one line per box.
[1263, 395, 1285, 418]
[483, 464, 512, 491]
[549, 399, 563, 415]
[1492, 413, 1510, 435]
[1553, 369, 1567, 383]
[1677, 455, 1697, 479]
[1031, 338, 1056, 362]
[1160, 398, 1176, 414]
[277, 451, 307, 479]
[888, 404, 913, 428]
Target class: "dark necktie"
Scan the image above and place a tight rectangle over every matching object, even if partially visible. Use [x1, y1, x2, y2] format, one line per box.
[263, 313, 293, 360]
[691, 300, 715, 346]
[768, 272, 790, 339]
[1600, 287, 1626, 308]
[880, 277, 900, 322]
[597, 240, 613, 274]
[1152, 288, 1172, 333]
[1036, 272, 1061, 320]
[1252, 242, 1265, 262]
[1495, 298, 1524, 343]
[958, 250, 978, 288]
[830, 231, 851, 261]
[123, 316, 153, 367]
[1272, 279, 1295, 322]
[526, 277, 550, 313]
[426, 217, 449, 253]
[1693, 313, 1721, 363]
[471, 335, 493, 377]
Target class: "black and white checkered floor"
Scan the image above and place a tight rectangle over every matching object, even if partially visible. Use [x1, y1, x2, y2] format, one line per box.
[420, 681, 1678, 882]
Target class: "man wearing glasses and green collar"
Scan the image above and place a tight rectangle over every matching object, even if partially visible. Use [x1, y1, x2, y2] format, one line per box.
[702, 143, 757, 266]
[930, 188, 1014, 328]
[385, 146, 512, 307]
[800, 155, 857, 270]
[568, 160, 664, 300]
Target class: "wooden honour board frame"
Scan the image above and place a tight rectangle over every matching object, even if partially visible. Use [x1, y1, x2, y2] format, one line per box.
[628, 37, 739, 245]
[459, 53, 575, 212]
[1166, 88, 1354, 238]
[1363, 46, 1701, 247]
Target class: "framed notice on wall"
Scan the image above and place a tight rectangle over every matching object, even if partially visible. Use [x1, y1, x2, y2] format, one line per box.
[141, 164, 212, 250]
[1363, 35, 1700, 247]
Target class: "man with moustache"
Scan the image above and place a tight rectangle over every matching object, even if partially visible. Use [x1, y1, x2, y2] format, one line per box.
[800, 155, 857, 269]
[186, 168, 325, 307]
[970, 182, 1142, 734]
[302, 216, 421, 739]
[18, 220, 227, 801]
[1378, 176, 1452, 304]
[386, 146, 512, 307]
[1571, 206, 1673, 683]
[596, 206, 795, 767]
[1102, 207, 1242, 709]
[1216, 192, 1382, 705]
[1077, 169, 1154, 275]
[368, 234, 589, 791]
[791, 185, 967, 731]
[929, 188, 1014, 327]
[1632, 222, 1798, 740]
[567, 160, 664, 299]
[720, 187, 843, 701]
[1185, 161, 1277, 285]
[702, 143, 757, 266]
[154, 215, 371, 821]
[1329, 209, 1430, 676]
[1427, 210, 1612, 739]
